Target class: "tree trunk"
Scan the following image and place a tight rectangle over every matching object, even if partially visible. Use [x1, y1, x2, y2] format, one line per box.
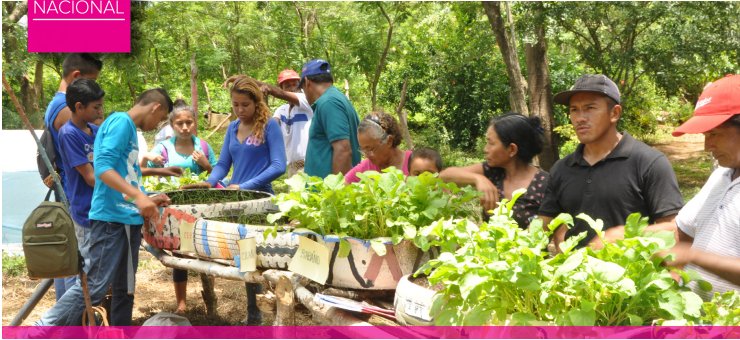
[34, 60, 44, 105]
[482, 1, 529, 116]
[190, 53, 199, 126]
[294, 2, 309, 59]
[395, 78, 413, 149]
[525, 4, 558, 171]
[20, 75, 42, 128]
[371, 3, 394, 110]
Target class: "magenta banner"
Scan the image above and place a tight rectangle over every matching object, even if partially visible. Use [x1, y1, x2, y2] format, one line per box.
[3, 326, 740, 339]
[27, 0, 130, 52]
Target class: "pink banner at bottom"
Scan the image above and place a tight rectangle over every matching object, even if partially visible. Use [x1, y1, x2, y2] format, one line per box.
[2, 326, 739, 339]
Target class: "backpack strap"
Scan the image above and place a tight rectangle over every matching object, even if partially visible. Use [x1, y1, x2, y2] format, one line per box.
[44, 188, 54, 201]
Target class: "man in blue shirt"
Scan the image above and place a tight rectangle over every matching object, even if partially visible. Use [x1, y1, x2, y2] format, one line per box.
[299, 59, 361, 178]
[36, 89, 173, 326]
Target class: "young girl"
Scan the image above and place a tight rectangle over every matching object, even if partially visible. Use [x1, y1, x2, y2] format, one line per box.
[140, 99, 217, 314]
[141, 99, 216, 175]
[440, 113, 549, 229]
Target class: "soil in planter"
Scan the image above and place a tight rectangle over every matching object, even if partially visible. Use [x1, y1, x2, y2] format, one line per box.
[209, 213, 290, 226]
[165, 189, 270, 205]
[409, 273, 444, 291]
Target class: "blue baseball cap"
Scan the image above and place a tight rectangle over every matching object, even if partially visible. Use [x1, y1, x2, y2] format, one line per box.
[299, 59, 331, 88]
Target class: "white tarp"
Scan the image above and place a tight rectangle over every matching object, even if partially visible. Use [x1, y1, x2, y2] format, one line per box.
[1, 129, 44, 172]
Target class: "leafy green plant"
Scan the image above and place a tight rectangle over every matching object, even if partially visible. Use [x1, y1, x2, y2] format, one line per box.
[142, 168, 209, 193]
[267, 168, 480, 256]
[2, 252, 27, 277]
[700, 291, 740, 326]
[417, 190, 711, 326]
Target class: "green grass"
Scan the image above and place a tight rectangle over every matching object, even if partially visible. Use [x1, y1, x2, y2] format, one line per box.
[672, 153, 714, 202]
[2, 252, 27, 277]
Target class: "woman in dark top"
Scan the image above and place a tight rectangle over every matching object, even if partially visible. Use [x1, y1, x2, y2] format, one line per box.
[440, 113, 549, 228]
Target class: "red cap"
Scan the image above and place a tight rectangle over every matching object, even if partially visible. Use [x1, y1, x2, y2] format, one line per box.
[673, 74, 740, 137]
[277, 69, 300, 85]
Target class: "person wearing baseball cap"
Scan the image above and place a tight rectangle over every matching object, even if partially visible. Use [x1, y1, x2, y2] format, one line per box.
[539, 74, 683, 250]
[662, 74, 740, 300]
[254, 69, 314, 176]
[297, 59, 361, 178]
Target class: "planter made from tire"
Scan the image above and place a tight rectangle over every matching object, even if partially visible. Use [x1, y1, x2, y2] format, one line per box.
[394, 274, 438, 326]
[191, 218, 297, 270]
[292, 231, 433, 290]
[143, 189, 275, 250]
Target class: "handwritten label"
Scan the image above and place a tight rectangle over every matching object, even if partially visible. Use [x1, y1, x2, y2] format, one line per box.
[237, 237, 257, 272]
[403, 297, 432, 321]
[288, 236, 330, 284]
[179, 220, 195, 253]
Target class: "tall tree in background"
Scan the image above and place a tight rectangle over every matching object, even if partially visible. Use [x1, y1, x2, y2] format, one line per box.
[523, 2, 557, 170]
[483, 1, 558, 170]
[482, 1, 529, 116]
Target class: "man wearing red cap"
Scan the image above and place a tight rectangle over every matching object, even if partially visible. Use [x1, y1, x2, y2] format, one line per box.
[664, 74, 740, 300]
[258, 69, 313, 176]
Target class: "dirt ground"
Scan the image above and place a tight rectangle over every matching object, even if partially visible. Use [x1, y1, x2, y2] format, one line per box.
[2, 251, 316, 326]
[650, 132, 706, 162]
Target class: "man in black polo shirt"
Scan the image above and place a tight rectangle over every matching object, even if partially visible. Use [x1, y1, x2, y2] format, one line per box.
[539, 74, 683, 249]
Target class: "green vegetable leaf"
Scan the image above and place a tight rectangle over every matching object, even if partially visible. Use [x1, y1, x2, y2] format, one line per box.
[681, 291, 703, 318]
[624, 212, 648, 238]
[567, 308, 596, 326]
[402, 224, 417, 239]
[576, 213, 604, 233]
[459, 272, 486, 300]
[547, 213, 574, 232]
[284, 173, 308, 192]
[369, 239, 387, 256]
[586, 257, 625, 282]
[337, 239, 351, 258]
[628, 313, 644, 326]
[556, 250, 584, 276]
[509, 312, 537, 326]
[462, 304, 491, 326]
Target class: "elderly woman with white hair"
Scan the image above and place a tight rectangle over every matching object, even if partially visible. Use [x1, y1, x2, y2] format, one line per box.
[344, 111, 412, 183]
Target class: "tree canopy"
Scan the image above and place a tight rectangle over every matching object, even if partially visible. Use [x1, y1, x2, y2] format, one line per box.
[3, 1, 738, 156]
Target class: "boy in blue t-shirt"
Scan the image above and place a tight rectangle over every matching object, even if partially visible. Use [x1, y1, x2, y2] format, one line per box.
[57, 79, 105, 274]
[36, 89, 174, 327]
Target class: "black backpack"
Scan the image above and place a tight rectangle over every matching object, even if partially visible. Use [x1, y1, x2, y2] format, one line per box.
[37, 126, 59, 181]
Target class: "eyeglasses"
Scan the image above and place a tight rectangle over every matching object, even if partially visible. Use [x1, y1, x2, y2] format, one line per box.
[360, 143, 383, 156]
[360, 115, 389, 156]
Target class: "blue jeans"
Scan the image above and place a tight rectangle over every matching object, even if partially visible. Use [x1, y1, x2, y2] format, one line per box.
[36, 220, 141, 326]
[53, 222, 91, 300]
[54, 222, 90, 301]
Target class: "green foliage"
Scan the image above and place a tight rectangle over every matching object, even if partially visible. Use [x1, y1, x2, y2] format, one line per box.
[3, 1, 737, 163]
[142, 168, 209, 193]
[417, 195, 710, 325]
[2, 252, 26, 277]
[671, 153, 714, 202]
[700, 291, 740, 326]
[267, 168, 480, 255]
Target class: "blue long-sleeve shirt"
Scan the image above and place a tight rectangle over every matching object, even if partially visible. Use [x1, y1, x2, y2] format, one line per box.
[207, 119, 286, 193]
